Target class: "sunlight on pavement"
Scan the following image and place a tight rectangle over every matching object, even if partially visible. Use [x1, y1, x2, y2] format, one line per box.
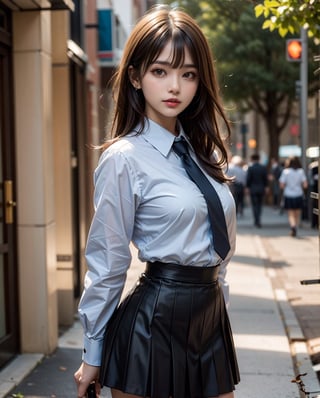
[234, 334, 290, 353]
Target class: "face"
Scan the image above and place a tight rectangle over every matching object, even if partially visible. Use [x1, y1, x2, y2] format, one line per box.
[129, 41, 199, 134]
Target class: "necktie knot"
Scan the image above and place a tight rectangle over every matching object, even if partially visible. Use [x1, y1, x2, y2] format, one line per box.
[172, 138, 189, 158]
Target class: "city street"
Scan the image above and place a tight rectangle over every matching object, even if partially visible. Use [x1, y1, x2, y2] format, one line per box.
[236, 203, 320, 397]
[1, 204, 319, 398]
[239, 203, 320, 375]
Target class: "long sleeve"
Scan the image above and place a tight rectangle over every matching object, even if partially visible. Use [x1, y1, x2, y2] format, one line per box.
[78, 149, 140, 366]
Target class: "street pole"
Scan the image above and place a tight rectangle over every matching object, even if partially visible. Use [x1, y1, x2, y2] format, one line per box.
[300, 28, 308, 172]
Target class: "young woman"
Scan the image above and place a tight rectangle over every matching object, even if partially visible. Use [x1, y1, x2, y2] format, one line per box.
[74, 5, 240, 398]
[279, 156, 308, 237]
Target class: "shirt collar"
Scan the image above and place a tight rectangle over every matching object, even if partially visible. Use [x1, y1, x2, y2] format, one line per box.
[140, 118, 188, 157]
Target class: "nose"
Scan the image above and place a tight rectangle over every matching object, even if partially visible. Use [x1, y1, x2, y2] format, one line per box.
[168, 72, 180, 94]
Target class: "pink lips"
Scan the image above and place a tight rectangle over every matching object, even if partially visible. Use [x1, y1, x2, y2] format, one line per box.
[163, 98, 181, 107]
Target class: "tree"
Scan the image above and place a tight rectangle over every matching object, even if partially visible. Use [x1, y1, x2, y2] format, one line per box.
[254, 0, 320, 40]
[165, 0, 301, 161]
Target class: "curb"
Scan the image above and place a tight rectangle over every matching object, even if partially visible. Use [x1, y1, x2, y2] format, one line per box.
[257, 234, 320, 397]
[0, 354, 43, 398]
[276, 288, 320, 397]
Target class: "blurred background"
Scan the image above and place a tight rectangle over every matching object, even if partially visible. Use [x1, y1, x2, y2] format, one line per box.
[0, 0, 319, 373]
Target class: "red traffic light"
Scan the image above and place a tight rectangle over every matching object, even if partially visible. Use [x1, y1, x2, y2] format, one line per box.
[286, 39, 302, 62]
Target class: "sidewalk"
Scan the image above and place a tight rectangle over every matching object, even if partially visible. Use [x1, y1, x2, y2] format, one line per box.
[1, 206, 319, 398]
[232, 206, 319, 397]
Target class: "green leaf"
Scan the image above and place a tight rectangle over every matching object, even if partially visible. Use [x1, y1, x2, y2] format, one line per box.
[262, 19, 272, 29]
[278, 26, 288, 36]
[265, 0, 281, 7]
[264, 9, 270, 18]
[255, 4, 265, 18]
[288, 25, 295, 34]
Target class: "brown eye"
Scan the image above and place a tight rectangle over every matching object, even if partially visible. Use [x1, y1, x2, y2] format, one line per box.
[151, 68, 166, 77]
[183, 71, 197, 80]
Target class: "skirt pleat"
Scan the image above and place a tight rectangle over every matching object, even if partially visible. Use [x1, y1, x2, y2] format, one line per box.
[150, 280, 177, 398]
[99, 264, 240, 398]
[170, 284, 192, 398]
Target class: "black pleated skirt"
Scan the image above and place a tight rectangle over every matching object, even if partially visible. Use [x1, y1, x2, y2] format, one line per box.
[99, 262, 240, 398]
[284, 195, 304, 210]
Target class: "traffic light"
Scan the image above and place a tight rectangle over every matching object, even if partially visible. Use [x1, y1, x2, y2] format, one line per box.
[286, 39, 302, 62]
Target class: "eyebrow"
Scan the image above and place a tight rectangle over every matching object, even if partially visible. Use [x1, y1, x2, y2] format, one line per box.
[152, 60, 197, 68]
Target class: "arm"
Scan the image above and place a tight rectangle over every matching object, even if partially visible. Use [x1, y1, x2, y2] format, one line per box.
[301, 169, 308, 191]
[75, 149, 139, 394]
[263, 167, 270, 195]
[301, 170, 309, 195]
[218, 187, 237, 308]
[246, 167, 251, 188]
[279, 170, 286, 190]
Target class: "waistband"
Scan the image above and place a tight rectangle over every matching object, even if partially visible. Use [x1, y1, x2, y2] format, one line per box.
[145, 261, 219, 284]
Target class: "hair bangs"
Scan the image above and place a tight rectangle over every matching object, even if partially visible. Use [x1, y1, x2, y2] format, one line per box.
[138, 27, 198, 75]
[166, 30, 188, 69]
[139, 30, 170, 74]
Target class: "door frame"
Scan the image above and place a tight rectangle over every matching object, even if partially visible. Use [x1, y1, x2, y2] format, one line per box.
[0, 3, 20, 368]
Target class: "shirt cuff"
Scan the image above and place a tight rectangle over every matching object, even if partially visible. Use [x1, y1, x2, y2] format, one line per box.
[82, 335, 104, 366]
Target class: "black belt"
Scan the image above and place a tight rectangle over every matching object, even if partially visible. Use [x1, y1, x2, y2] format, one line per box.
[145, 261, 219, 284]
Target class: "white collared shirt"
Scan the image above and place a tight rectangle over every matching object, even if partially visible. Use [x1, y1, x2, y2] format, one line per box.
[78, 119, 236, 366]
[279, 167, 307, 197]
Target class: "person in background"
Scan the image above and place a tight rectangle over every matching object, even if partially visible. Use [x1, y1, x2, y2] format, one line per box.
[309, 160, 319, 229]
[279, 156, 308, 237]
[228, 155, 247, 216]
[269, 158, 283, 210]
[246, 153, 269, 228]
[74, 5, 240, 398]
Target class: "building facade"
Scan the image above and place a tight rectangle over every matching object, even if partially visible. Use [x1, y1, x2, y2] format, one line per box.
[0, 0, 154, 371]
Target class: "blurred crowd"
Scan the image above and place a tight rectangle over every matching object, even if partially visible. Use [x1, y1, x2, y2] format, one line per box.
[227, 153, 319, 236]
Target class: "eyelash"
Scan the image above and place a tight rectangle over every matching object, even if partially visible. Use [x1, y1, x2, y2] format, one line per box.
[150, 68, 198, 80]
[152, 68, 166, 76]
[184, 71, 197, 80]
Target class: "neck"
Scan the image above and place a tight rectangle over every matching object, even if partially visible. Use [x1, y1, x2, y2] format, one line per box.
[148, 116, 178, 136]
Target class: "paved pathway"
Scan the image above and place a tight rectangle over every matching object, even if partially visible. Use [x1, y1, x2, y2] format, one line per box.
[1, 206, 319, 398]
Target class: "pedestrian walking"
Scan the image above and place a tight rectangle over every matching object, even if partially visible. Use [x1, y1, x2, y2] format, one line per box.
[246, 153, 268, 228]
[279, 156, 308, 237]
[74, 5, 240, 398]
[227, 155, 247, 216]
[269, 158, 283, 210]
[309, 160, 319, 229]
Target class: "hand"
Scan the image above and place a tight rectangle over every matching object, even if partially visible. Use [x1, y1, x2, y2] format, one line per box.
[74, 361, 101, 397]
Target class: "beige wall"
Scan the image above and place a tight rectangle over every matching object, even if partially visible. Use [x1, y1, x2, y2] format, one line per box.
[12, 7, 79, 352]
[13, 10, 58, 353]
[10, 1, 114, 356]
[51, 11, 75, 326]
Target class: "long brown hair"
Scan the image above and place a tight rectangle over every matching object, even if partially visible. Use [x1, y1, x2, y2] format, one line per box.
[104, 5, 231, 182]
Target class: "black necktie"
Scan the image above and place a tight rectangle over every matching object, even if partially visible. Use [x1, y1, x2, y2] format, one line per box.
[173, 138, 230, 260]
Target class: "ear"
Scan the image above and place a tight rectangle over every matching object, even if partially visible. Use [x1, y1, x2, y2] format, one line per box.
[128, 66, 141, 90]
